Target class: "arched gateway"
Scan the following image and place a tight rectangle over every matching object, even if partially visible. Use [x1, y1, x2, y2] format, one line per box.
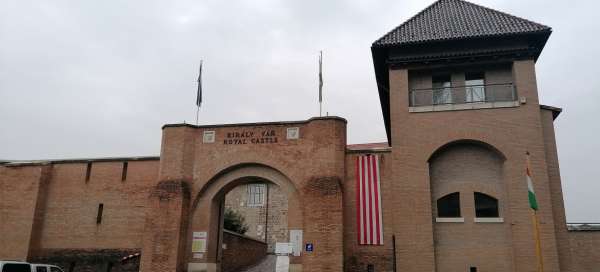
[139, 117, 347, 272]
[189, 163, 301, 271]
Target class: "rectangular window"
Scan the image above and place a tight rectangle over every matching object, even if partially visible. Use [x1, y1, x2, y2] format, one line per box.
[465, 72, 486, 102]
[97, 203, 104, 224]
[247, 184, 265, 207]
[432, 75, 452, 104]
[470, 267, 477, 272]
[36, 267, 48, 272]
[121, 162, 128, 181]
[85, 162, 92, 182]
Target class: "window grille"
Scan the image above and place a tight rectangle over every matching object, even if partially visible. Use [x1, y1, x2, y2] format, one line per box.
[247, 184, 265, 207]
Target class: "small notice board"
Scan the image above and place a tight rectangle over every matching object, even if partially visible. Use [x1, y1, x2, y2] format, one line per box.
[191, 232, 207, 253]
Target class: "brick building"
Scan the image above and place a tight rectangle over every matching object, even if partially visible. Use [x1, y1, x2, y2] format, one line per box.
[1, 0, 599, 271]
[223, 183, 288, 253]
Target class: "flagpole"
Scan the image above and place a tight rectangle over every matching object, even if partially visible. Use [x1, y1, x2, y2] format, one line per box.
[526, 152, 544, 272]
[196, 60, 203, 126]
[195, 105, 200, 126]
[318, 50, 323, 117]
[532, 209, 544, 272]
[320, 102, 322, 117]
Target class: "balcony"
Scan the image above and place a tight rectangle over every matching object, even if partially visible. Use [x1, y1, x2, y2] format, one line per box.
[409, 83, 518, 112]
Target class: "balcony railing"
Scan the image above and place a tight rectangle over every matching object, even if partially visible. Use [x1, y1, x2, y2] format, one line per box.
[409, 83, 516, 107]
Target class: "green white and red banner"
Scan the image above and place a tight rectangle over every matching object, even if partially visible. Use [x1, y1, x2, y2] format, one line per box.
[526, 159, 539, 210]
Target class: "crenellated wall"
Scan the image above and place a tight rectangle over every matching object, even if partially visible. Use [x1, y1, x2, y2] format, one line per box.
[0, 158, 159, 270]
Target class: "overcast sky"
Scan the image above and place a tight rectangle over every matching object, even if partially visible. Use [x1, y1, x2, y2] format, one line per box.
[1, 0, 598, 222]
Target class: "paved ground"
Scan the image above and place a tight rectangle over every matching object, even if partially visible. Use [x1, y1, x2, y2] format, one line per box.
[240, 254, 276, 272]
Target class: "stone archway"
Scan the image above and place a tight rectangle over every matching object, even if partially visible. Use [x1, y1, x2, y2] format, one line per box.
[186, 163, 303, 272]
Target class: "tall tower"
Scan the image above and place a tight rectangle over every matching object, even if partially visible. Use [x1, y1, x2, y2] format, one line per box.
[371, 0, 567, 271]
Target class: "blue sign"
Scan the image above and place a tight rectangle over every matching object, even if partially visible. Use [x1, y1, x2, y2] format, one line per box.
[305, 243, 314, 252]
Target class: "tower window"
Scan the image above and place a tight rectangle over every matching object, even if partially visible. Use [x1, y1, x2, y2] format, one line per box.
[432, 75, 453, 104]
[85, 162, 92, 182]
[121, 161, 128, 181]
[97, 203, 104, 224]
[474, 192, 499, 217]
[247, 184, 265, 207]
[465, 72, 486, 102]
[437, 192, 461, 217]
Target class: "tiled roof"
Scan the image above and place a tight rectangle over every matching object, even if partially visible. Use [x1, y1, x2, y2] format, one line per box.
[373, 0, 551, 47]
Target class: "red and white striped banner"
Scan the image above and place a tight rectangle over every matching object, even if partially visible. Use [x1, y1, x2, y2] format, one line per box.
[355, 154, 384, 245]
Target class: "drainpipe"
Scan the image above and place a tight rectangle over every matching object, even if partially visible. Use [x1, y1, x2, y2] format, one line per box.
[265, 183, 270, 245]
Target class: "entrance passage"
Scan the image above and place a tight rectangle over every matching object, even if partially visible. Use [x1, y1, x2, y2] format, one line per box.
[240, 255, 277, 272]
[220, 180, 288, 272]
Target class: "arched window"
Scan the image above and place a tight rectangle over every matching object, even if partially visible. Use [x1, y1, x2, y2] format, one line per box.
[474, 192, 499, 217]
[437, 192, 461, 217]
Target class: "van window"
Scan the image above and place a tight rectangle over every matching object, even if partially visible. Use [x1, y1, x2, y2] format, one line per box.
[36, 267, 48, 272]
[2, 263, 32, 272]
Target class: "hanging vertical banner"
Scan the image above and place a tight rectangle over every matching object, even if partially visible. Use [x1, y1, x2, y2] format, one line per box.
[192, 232, 207, 253]
[356, 154, 384, 245]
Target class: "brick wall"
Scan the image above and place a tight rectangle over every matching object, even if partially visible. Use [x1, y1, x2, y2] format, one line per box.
[430, 143, 512, 271]
[38, 160, 158, 249]
[343, 151, 395, 272]
[567, 231, 600, 271]
[0, 159, 159, 266]
[176, 117, 346, 272]
[0, 165, 48, 260]
[540, 108, 574, 271]
[221, 230, 267, 272]
[387, 60, 563, 271]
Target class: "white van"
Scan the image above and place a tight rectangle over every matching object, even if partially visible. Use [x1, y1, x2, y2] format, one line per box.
[0, 261, 64, 272]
